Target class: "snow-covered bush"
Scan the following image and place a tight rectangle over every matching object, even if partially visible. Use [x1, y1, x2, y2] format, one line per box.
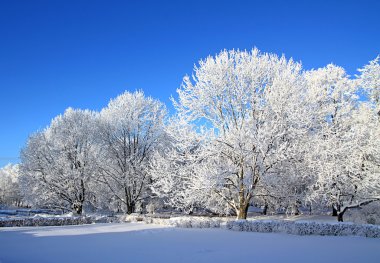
[345, 203, 380, 225]
[122, 213, 146, 222]
[0, 216, 92, 227]
[123, 214, 229, 228]
[225, 220, 380, 238]
[163, 217, 225, 228]
[123, 214, 380, 238]
[146, 200, 163, 215]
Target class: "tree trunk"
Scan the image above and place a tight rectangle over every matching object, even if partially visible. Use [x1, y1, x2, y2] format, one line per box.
[332, 206, 338, 216]
[126, 202, 135, 214]
[73, 179, 85, 215]
[337, 207, 347, 222]
[292, 203, 300, 216]
[73, 201, 83, 215]
[262, 204, 268, 215]
[236, 164, 250, 220]
[237, 202, 249, 219]
[337, 212, 344, 222]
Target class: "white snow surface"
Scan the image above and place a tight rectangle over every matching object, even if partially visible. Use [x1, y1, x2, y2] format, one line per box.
[1, 222, 379, 263]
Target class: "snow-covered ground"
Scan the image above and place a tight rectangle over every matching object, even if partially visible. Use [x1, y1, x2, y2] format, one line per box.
[1, 223, 380, 263]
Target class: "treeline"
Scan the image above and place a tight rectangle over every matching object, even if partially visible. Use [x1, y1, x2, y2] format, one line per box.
[10, 49, 380, 222]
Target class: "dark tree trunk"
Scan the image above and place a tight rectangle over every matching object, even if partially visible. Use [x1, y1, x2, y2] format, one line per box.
[73, 179, 85, 215]
[337, 207, 348, 222]
[293, 205, 300, 216]
[126, 202, 135, 214]
[73, 202, 83, 215]
[237, 202, 249, 219]
[332, 205, 339, 216]
[76, 205, 82, 215]
[262, 204, 268, 215]
[337, 213, 343, 222]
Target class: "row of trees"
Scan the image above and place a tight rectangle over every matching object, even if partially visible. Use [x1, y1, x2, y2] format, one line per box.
[20, 92, 166, 215]
[16, 49, 380, 221]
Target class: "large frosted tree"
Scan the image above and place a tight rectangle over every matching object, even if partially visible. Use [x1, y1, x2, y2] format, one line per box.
[20, 108, 98, 214]
[97, 91, 166, 214]
[170, 49, 312, 219]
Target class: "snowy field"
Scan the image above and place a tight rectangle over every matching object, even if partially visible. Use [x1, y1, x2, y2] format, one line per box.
[1, 223, 380, 263]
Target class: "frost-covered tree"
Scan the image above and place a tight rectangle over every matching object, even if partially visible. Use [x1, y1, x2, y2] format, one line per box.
[359, 56, 380, 116]
[170, 49, 312, 219]
[150, 117, 201, 213]
[150, 116, 231, 215]
[306, 63, 380, 221]
[0, 164, 22, 207]
[96, 91, 166, 214]
[329, 104, 380, 221]
[304, 64, 358, 217]
[254, 158, 314, 216]
[20, 108, 98, 214]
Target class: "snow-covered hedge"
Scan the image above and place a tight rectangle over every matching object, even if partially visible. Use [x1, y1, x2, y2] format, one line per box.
[89, 214, 122, 223]
[123, 214, 229, 228]
[0, 216, 92, 227]
[152, 216, 226, 228]
[0, 209, 63, 216]
[225, 220, 380, 238]
[123, 214, 380, 238]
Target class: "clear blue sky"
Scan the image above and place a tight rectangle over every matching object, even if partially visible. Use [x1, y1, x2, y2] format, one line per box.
[0, 0, 379, 167]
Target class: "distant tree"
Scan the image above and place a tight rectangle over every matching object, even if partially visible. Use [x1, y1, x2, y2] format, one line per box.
[358, 55, 380, 116]
[96, 91, 166, 214]
[20, 108, 98, 214]
[0, 164, 22, 207]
